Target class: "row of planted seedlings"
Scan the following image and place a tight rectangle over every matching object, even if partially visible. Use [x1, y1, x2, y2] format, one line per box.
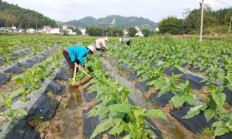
[0, 37, 61, 85]
[0, 36, 63, 67]
[0, 35, 32, 58]
[124, 38, 232, 107]
[78, 55, 167, 139]
[0, 37, 70, 138]
[105, 37, 232, 138]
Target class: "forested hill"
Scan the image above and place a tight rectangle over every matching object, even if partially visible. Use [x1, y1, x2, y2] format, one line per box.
[65, 15, 157, 29]
[0, 1, 57, 29]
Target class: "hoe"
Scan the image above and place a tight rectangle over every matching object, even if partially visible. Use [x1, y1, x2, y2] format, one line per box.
[70, 62, 92, 87]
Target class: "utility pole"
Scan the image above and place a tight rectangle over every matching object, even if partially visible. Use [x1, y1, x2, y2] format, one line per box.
[199, 0, 204, 43]
[36, 19, 37, 35]
[229, 17, 232, 32]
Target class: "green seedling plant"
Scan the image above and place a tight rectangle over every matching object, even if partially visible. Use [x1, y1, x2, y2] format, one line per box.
[87, 58, 167, 139]
[171, 80, 196, 108]
[0, 92, 27, 118]
[14, 77, 31, 102]
[88, 84, 167, 139]
[4, 55, 11, 66]
[184, 84, 226, 122]
[211, 113, 232, 137]
[156, 74, 179, 98]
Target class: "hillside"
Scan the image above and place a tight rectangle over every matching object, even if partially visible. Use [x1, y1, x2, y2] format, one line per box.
[0, 1, 57, 29]
[65, 15, 157, 29]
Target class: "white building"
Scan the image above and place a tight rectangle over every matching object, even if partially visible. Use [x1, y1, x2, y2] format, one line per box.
[123, 29, 128, 36]
[50, 28, 60, 34]
[66, 29, 76, 35]
[80, 28, 86, 35]
[135, 26, 144, 37]
[155, 27, 160, 32]
[26, 28, 36, 34]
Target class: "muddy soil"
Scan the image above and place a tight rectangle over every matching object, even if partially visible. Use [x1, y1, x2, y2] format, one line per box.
[28, 82, 96, 139]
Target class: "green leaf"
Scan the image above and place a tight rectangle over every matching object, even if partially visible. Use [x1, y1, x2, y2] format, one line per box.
[13, 108, 27, 117]
[143, 109, 167, 120]
[172, 95, 185, 108]
[214, 127, 227, 136]
[90, 118, 114, 139]
[204, 108, 215, 122]
[109, 104, 130, 118]
[108, 119, 125, 135]
[136, 69, 145, 76]
[211, 90, 226, 108]
[183, 105, 204, 119]
[10, 89, 23, 99]
[157, 84, 170, 97]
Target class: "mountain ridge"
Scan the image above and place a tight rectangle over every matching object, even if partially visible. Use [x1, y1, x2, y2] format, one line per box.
[64, 15, 157, 29]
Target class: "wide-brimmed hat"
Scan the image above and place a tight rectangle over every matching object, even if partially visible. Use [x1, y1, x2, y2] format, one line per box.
[105, 37, 109, 42]
[87, 45, 96, 53]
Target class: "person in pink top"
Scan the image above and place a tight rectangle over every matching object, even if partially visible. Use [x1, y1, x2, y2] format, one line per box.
[95, 37, 108, 51]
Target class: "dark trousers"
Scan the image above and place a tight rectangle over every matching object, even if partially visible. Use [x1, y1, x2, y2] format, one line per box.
[63, 49, 74, 70]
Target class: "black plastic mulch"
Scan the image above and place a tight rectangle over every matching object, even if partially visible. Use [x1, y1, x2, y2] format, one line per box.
[163, 68, 183, 76]
[4, 64, 23, 74]
[54, 71, 68, 81]
[127, 68, 137, 80]
[179, 74, 206, 90]
[216, 132, 232, 139]
[137, 80, 150, 92]
[0, 72, 10, 85]
[82, 107, 101, 139]
[28, 94, 59, 121]
[170, 104, 217, 133]
[222, 88, 232, 106]
[4, 118, 40, 139]
[44, 80, 65, 95]
[149, 91, 175, 107]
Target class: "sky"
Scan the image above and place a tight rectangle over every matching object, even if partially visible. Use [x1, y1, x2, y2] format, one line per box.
[4, 0, 232, 22]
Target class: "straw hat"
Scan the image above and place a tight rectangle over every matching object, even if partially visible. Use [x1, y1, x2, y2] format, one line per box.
[87, 45, 96, 53]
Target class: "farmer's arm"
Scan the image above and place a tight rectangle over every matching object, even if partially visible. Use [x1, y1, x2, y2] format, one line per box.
[102, 40, 108, 49]
[77, 51, 86, 65]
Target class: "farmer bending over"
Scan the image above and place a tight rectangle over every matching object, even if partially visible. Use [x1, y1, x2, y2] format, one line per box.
[95, 37, 108, 51]
[119, 38, 130, 46]
[63, 45, 95, 75]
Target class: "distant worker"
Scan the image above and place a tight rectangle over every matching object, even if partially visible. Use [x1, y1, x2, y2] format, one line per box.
[63, 45, 95, 75]
[95, 37, 108, 51]
[119, 38, 130, 46]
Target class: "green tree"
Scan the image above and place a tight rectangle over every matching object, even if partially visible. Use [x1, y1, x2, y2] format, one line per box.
[105, 26, 123, 36]
[74, 28, 82, 35]
[86, 26, 104, 36]
[158, 16, 184, 34]
[127, 26, 137, 37]
[141, 28, 153, 37]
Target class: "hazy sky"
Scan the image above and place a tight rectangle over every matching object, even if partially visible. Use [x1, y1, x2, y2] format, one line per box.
[4, 0, 232, 22]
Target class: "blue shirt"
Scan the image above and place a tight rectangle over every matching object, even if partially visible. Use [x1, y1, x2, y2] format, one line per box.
[67, 46, 88, 65]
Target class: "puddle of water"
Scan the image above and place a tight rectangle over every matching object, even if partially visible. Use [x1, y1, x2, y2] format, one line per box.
[36, 86, 84, 139]
[101, 58, 195, 139]
[56, 87, 83, 139]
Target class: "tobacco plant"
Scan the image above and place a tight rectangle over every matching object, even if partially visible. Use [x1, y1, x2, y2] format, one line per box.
[184, 85, 226, 122]
[86, 58, 167, 139]
[212, 113, 232, 136]
[0, 92, 27, 117]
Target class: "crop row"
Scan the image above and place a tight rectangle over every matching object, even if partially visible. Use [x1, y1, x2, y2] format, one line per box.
[105, 38, 232, 138]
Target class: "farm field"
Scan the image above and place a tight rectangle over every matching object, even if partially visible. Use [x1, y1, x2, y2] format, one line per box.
[0, 34, 232, 139]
